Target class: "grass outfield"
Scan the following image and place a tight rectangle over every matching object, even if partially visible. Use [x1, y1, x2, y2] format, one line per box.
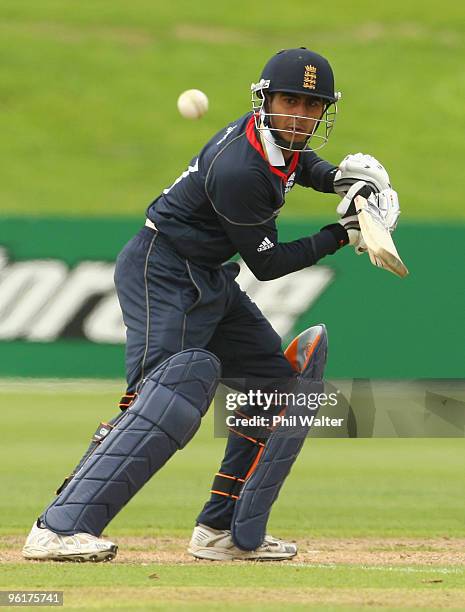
[2, 565, 465, 610]
[1, 385, 465, 609]
[0, 0, 464, 220]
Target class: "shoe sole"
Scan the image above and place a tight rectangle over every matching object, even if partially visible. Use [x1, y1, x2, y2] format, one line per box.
[23, 545, 118, 563]
[188, 546, 296, 561]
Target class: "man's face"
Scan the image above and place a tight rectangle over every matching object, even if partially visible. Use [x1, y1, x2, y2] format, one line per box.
[268, 92, 325, 145]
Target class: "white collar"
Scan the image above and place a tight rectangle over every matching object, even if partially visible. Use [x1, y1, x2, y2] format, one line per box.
[259, 126, 286, 167]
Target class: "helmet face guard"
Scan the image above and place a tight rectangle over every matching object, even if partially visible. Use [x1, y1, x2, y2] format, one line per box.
[251, 80, 340, 153]
[251, 48, 342, 153]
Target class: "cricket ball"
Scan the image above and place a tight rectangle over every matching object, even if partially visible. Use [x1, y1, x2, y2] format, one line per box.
[177, 89, 209, 120]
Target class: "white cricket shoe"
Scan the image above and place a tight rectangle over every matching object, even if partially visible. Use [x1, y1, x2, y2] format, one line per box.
[188, 523, 297, 561]
[22, 520, 118, 562]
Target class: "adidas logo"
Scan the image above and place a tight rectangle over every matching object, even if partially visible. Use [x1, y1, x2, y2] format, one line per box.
[257, 237, 274, 252]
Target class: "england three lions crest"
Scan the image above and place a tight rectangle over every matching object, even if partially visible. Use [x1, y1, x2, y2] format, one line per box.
[303, 65, 317, 90]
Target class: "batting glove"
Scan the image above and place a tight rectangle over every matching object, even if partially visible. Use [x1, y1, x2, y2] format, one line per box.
[337, 180, 375, 251]
[338, 185, 401, 234]
[377, 188, 400, 232]
[334, 152, 391, 204]
[338, 214, 361, 247]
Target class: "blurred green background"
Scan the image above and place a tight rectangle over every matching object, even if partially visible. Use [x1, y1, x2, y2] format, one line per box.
[1, 0, 463, 517]
[1, 0, 464, 219]
[0, 0, 464, 379]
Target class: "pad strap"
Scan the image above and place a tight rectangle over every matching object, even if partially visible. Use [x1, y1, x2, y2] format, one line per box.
[118, 393, 137, 409]
[211, 473, 246, 500]
[91, 421, 115, 443]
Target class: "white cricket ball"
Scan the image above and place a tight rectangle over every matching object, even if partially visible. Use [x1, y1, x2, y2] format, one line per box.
[177, 89, 209, 120]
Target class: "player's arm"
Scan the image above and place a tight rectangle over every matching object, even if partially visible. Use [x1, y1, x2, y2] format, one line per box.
[207, 167, 348, 281]
[294, 150, 338, 193]
[220, 215, 348, 281]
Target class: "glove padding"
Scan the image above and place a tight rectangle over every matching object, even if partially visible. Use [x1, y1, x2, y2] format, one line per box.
[337, 181, 400, 257]
[353, 189, 400, 255]
[339, 214, 361, 248]
[334, 152, 391, 200]
[376, 188, 400, 232]
[338, 186, 400, 232]
[337, 180, 373, 248]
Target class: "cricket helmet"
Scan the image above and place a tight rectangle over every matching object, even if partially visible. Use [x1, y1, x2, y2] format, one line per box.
[251, 47, 342, 152]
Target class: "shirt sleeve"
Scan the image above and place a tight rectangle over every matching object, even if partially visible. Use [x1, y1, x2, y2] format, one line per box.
[295, 151, 338, 193]
[220, 216, 346, 281]
[207, 165, 345, 281]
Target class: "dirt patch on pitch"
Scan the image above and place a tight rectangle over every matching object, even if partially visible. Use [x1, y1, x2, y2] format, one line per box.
[3, 534, 465, 566]
[298, 536, 465, 567]
[112, 535, 465, 566]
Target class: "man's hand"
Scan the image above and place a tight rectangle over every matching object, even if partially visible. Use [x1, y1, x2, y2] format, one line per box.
[339, 185, 400, 232]
[334, 152, 391, 201]
[323, 179, 400, 255]
[377, 188, 400, 232]
[337, 180, 373, 249]
[336, 180, 401, 257]
[339, 214, 361, 247]
[337, 179, 377, 217]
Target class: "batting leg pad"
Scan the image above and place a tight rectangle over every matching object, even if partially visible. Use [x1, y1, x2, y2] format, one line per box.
[231, 324, 327, 551]
[41, 349, 221, 537]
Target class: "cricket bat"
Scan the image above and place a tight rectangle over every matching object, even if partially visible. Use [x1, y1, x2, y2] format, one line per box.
[355, 195, 409, 278]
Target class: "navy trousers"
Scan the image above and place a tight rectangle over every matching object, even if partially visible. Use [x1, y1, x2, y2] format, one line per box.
[114, 226, 294, 529]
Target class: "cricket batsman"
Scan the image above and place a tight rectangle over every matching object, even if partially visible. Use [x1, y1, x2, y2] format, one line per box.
[23, 48, 399, 562]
